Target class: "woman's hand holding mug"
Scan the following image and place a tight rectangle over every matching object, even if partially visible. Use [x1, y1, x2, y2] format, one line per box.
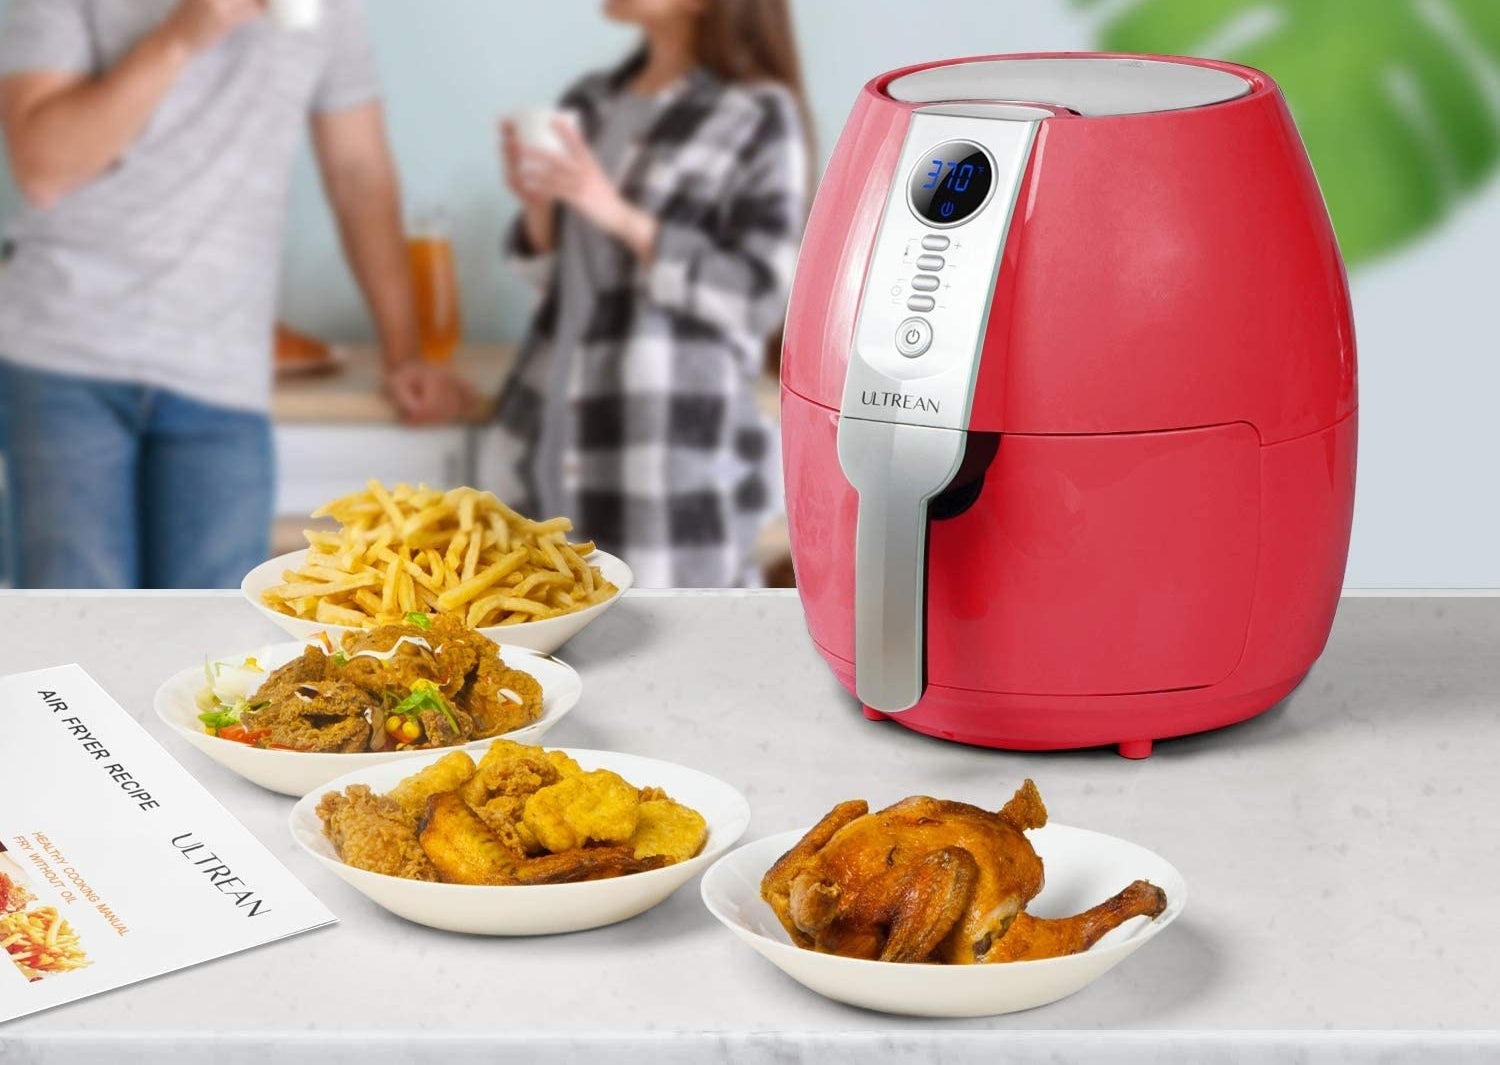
[501, 117, 560, 254]
[506, 117, 659, 262]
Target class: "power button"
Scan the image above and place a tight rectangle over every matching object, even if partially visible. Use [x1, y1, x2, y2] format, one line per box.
[895, 317, 932, 358]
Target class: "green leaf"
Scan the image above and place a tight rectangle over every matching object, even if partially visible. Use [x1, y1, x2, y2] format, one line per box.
[404, 611, 432, 630]
[391, 682, 459, 734]
[1086, 0, 1500, 264]
[198, 704, 244, 732]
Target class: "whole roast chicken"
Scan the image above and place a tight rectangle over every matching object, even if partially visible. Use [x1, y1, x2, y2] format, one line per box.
[761, 780, 1166, 964]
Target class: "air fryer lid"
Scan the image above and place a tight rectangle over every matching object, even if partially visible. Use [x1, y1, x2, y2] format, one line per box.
[886, 56, 1251, 115]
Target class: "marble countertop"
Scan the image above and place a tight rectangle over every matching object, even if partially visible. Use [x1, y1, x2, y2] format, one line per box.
[0, 591, 1497, 1063]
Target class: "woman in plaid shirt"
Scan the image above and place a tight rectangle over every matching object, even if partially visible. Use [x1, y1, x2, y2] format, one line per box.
[497, 0, 811, 588]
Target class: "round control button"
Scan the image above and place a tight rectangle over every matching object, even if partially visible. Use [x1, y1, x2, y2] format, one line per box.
[895, 317, 932, 358]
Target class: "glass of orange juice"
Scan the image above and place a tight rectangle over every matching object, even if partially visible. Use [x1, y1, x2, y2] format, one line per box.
[408, 211, 462, 363]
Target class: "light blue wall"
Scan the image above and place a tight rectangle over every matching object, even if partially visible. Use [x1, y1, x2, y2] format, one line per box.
[2, 1, 1498, 588]
[0, 0, 1092, 342]
[274, 0, 1091, 345]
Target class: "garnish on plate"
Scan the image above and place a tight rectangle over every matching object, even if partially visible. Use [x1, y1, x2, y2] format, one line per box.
[193, 615, 543, 753]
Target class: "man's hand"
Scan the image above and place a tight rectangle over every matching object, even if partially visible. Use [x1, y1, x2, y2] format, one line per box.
[387, 361, 476, 426]
[161, 0, 263, 56]
[0, 0, 262, 206]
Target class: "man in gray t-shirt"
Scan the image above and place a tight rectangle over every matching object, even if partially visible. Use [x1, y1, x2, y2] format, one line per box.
[0, 0, 469, 588]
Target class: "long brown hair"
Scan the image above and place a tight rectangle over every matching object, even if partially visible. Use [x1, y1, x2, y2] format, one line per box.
[696, 0, 816, 178]
[695, 0, 814, 377]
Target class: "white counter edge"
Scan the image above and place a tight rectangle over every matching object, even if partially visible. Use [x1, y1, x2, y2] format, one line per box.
[5, 1028, 1497, 1064]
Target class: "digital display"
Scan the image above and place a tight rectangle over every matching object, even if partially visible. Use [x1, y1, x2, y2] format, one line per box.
[908, 140, 994, 226]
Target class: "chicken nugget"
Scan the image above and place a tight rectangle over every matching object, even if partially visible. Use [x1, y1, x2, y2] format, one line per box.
[631, 797, 709, 864]
[388, 750, 476, 821]
[417, 793, 517, 885]
[523, 769, 640, 853]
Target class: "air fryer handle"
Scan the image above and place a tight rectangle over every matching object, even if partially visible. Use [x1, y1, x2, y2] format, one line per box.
[837, 417, 967, 713]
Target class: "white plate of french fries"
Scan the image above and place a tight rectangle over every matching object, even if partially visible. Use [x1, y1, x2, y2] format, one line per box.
[243, 482, 633, 653]
[154, 640, 582, 797]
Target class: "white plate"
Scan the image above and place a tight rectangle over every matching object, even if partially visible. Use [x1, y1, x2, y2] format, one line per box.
[290, 748, 751, 935]
[701, 823, 1185, 1018]
[242, 548, 633, 654]
[154, 640, 580, 797]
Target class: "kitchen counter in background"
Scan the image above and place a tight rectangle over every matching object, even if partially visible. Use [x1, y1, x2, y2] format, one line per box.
[0, 591, 1496, 1063]
[269, 345, 790, 572]
[274, 343, 519, 425]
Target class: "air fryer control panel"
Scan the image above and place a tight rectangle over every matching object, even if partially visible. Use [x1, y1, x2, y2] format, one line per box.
[840, 108, 1040, 434]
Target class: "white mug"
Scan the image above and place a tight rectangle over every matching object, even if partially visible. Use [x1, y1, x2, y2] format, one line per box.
[508, 108, 583, 155]
[267, 0, 323, 31]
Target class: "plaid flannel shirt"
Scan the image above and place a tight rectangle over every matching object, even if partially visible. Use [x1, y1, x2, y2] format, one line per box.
[495, 62, 807, 588]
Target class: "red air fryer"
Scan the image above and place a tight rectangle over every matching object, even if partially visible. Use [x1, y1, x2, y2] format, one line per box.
[781, 54, 1357, 758]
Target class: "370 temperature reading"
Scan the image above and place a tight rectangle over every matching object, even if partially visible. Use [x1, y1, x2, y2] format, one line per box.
[920, 159, 985, 193]
[908, 141, 995, 226]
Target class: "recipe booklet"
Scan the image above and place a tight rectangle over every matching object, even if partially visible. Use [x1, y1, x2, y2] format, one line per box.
[0, 665, 335, 1023]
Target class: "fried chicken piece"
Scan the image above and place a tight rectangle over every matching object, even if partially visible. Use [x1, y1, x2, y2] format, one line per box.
[761, 780, 1167, 965]
[388, 750, 476, 821]
[418, 792, 665, 886]
[461, 667, 544, 738]
[418, 793, 518, 885]
[631, 797, 708, 864]
[427, 613, 481, 697]
[523, 769, 640, 853]
[512, 847, 669, 885]
[254, 646, 328, 703]
[0, 872, 37, 916]
[475, 794, 543, 856]
[244, 680, 373, 752]
[415, 701, 476, 749]
[458, 739, 562, 809]
[339, 622, 464, 699]
[318, 785, 437, 881]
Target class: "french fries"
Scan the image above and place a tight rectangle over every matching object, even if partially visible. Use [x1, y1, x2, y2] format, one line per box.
[261, 481, 619, 629]
[0, 906, 90, 981]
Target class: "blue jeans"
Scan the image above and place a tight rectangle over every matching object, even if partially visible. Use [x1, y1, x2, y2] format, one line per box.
[0, 361, 273, 589]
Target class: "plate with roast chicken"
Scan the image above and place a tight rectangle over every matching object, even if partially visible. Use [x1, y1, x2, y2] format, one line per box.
[700, 779, 1185, 1017]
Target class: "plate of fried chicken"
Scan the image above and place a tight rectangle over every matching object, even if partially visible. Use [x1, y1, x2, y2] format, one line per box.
[290, 741, 751, 935]
[700, 779, 1184, 1017]
[154, 618, 581, 796]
